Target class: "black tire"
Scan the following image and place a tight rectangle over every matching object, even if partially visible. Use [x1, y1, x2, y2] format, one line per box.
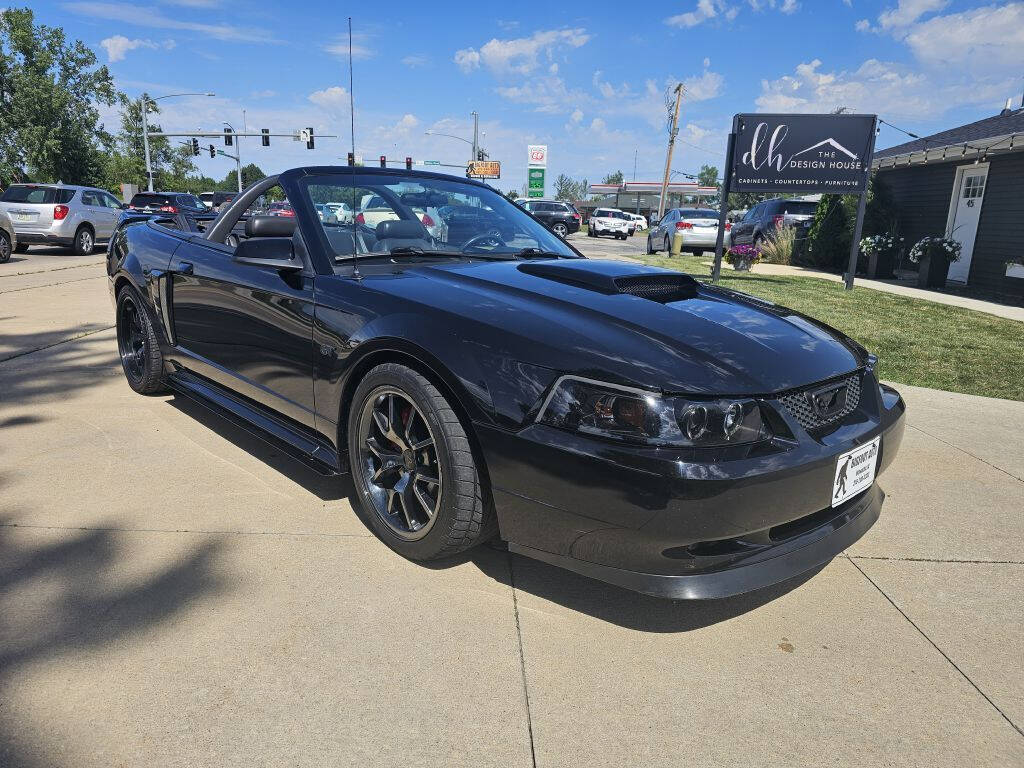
[13, 242, 29, 253]
[348, 363, 495, 561]
[116, 285, 166, 394]
[552, 222, 568, 238]
[664, 235, 671, 254]
[587, 226, 594, 237]
[0, 230, 11, 263]
[72, 225, 95, 255]
[646, 235, 656, 254]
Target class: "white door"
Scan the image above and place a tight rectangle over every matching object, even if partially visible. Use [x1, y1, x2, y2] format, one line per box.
[945, 164, 988, 283]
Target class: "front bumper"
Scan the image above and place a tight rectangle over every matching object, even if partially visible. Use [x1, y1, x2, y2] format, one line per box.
[593, 225, 628, 236]
[477, 376, 906, 599]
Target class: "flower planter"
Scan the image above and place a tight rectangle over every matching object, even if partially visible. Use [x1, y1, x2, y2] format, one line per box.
[867, 250, 895, 279]
[916, 252, 950, 289]
[732, 257, 753, 271]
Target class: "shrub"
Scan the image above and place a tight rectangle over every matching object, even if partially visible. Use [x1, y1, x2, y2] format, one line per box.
[725, 243, 762, 265]
[909, 236, 961, 264]
[761, 224, 796, 265]
[802, 194, 856, 272]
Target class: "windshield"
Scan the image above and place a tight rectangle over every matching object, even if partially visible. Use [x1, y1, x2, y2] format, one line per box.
[300, 172, 576, 263]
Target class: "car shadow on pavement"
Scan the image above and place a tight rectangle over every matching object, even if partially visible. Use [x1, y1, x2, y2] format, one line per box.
[165, 395, 349, 501]
[0, 513, 229, 768]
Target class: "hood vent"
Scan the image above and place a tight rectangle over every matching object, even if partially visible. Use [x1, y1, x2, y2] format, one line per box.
[517, 261, 698, 303]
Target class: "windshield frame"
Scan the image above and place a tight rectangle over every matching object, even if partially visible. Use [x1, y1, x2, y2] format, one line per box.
[291, 168, 583, 273]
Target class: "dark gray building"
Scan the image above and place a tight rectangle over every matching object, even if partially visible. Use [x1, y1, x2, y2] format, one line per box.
[873, 104, 1024, 300]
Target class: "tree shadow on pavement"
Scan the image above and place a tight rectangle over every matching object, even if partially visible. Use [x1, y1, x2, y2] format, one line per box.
[0, 514, 229, 768]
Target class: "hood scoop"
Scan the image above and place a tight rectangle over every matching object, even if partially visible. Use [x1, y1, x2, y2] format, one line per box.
[517, 261, 698, 303]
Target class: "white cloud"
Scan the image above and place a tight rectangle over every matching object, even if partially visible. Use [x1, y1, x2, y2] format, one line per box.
[496, 75, 586, 114]
[250, 89, 276, 99]
[401, 54, 429, 68]
[780, 0, 799, 12]
[394, 114, 418, 131]
[855, 18, 870, 31]
[747, 0, 799, 11]
[454, 28, 590, 76]
[549, 62, 558, 74]
[62, 2, 275, 42]
[877, 0, 948, 30]
[756, 57, 1014, 119]
[99, 35, 175, 62]
[683, 68, 724, 101]
[666, 0, 730, 27]
[570, 108, 584, 123]
[904, 2, 1024, 73]
[308, 86, 350, 111]
[323, 34, 375, 60]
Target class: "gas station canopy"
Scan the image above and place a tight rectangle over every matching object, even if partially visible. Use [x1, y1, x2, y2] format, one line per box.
[588, 181, 718, 196]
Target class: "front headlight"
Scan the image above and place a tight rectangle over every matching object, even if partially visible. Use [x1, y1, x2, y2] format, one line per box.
[536, 377, 767, 447]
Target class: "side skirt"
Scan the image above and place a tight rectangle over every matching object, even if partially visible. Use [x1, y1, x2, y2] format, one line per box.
[167, 369, 345, 476]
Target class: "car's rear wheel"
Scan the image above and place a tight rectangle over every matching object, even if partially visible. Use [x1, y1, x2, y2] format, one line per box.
[552, 222, 568, 238]
[0, 230, 11, 263]
[116, 286, 166, 394]
[348, 363, 495, 560]
[73, 226, 94, 255]
[664, 235, 671, 253]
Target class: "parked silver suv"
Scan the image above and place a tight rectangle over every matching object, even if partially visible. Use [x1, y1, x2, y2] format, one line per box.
[0, 183, 125, 255]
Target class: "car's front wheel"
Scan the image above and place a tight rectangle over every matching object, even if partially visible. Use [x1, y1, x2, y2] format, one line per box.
[552, 222, 568, 238]
[116, 286, 166, 394]
[348, 363, 495, 561]
[0, 230, 11, 263]
[647, 235, 656, 254]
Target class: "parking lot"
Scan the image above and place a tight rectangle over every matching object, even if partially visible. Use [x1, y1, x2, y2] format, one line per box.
[1, 245, 1022, 767]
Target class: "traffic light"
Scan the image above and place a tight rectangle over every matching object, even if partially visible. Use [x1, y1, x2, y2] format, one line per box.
[261, 128, 270, 147]
[476, 149, 485, 161]
[405, 157, 412, 170]
[305, 127, 314, 150]
[191, 138, 200, 156]
[224, 127, 233, 146]
[347, 152, 355, 166]
[379, 155, 387, 168]
[208, 144, 216, 159]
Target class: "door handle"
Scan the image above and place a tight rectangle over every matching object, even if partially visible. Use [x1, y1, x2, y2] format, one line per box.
[177, 261, 194, 275]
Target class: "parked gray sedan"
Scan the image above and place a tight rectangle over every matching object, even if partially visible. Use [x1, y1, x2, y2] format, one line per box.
[0, 183, 125, 255]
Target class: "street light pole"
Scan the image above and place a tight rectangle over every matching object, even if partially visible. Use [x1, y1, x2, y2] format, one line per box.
[140, 91, 215, 193]
[224, 122, 242, 193]
[471, 111, 479, 164]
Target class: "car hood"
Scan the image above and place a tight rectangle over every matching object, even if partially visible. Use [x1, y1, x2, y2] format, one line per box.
[391, 258, 864, 395]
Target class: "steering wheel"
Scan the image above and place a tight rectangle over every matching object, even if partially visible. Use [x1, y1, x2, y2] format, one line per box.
[462, 230, 506, 253]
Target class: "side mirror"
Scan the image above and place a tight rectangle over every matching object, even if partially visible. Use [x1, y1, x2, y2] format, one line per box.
[120, 203, 129, 209]
[232, 237, 301, 271]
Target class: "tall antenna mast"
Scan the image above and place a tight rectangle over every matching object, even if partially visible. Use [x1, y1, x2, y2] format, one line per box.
[347, 16, 361, 280]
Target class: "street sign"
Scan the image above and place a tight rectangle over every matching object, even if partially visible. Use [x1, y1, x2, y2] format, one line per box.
[423, 160, 440, 166]
[527, 145, 548, 167]
[468, 160, 501, 179]
[527, 167, 545, 197]
[730, 113, 876, 193]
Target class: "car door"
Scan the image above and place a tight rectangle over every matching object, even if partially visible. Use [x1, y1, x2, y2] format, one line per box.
[100, 191, 124, 239]
[168, 218, 317, 429]
[80, 191, 113, 241]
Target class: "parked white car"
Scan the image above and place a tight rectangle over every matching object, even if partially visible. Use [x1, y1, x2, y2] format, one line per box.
[647, 207, 730, 255]
[357, 193, 446, 240]
[587, 208, 631, 240]
[317, 202, 353, 224]
[0, 183, 125, 255]
[0, 207, 17, 263]
[625, 213, 648, 231]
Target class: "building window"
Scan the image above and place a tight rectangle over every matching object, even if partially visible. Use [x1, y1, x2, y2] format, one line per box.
[963, 175, 985, 199]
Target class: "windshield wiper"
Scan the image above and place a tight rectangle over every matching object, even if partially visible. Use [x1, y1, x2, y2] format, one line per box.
[515, 247, 567, 259]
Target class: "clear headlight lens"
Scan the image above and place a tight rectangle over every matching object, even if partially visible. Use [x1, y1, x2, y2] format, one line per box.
[537, 377, 766, 447]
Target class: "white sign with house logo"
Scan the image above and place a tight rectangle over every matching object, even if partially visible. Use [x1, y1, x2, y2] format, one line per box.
[527, 145, 547, 167]
[831, 436, 880, 507]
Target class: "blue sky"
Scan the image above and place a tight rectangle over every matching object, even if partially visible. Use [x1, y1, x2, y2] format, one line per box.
[29, 0, 1024, 192]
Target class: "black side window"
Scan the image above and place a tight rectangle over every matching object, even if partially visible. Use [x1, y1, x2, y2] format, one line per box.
[57, 189, 76, 204]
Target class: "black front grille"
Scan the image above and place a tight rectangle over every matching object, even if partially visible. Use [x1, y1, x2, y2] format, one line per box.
[778, 374, 861, 431]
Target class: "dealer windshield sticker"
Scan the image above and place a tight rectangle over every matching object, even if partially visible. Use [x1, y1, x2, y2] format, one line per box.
[832, 437, 880, 507]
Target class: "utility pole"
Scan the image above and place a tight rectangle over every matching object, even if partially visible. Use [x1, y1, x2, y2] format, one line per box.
[141, 93, 154, 192]
[658, 83, 684, 221]
[471, 111, 479, 164]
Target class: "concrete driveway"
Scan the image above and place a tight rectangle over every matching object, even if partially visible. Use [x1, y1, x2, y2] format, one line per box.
[1, 250, 1021, 767]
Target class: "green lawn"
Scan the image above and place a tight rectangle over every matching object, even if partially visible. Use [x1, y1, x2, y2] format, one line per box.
[636, 252, 1024, 402]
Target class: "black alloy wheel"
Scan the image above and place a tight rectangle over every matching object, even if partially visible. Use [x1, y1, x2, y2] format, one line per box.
[348, 363, 495, 560]
[116, 287, 165, 394]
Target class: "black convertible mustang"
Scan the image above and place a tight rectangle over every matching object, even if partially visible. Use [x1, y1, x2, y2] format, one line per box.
[108, 166, 905, 599]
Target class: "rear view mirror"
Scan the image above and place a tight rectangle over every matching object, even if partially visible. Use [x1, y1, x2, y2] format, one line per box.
[232, 237, 301, 271]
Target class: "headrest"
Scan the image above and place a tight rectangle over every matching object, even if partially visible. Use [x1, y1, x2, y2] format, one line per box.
[245, 215, 296, 238]
[376, 218, 427, 240]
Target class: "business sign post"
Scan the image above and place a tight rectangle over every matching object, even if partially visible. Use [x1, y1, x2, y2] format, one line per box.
[711, 113, 877, 289]
[527, 144, 547, 198]
[468, 160, 501, 179]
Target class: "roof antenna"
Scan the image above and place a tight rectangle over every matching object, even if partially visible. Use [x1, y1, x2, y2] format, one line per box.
[348, 16, 361, 281]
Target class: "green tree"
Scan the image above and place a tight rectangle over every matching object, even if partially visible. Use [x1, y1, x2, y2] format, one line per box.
[602, 170, 624, 186]
[505, 189, 519, 200]
[0, 7, 118, 186]
[697, 164, 719, 187]
[218, 163, 266, 192]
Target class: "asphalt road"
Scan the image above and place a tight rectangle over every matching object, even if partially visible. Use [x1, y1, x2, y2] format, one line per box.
[1, 245, 1022, 767]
